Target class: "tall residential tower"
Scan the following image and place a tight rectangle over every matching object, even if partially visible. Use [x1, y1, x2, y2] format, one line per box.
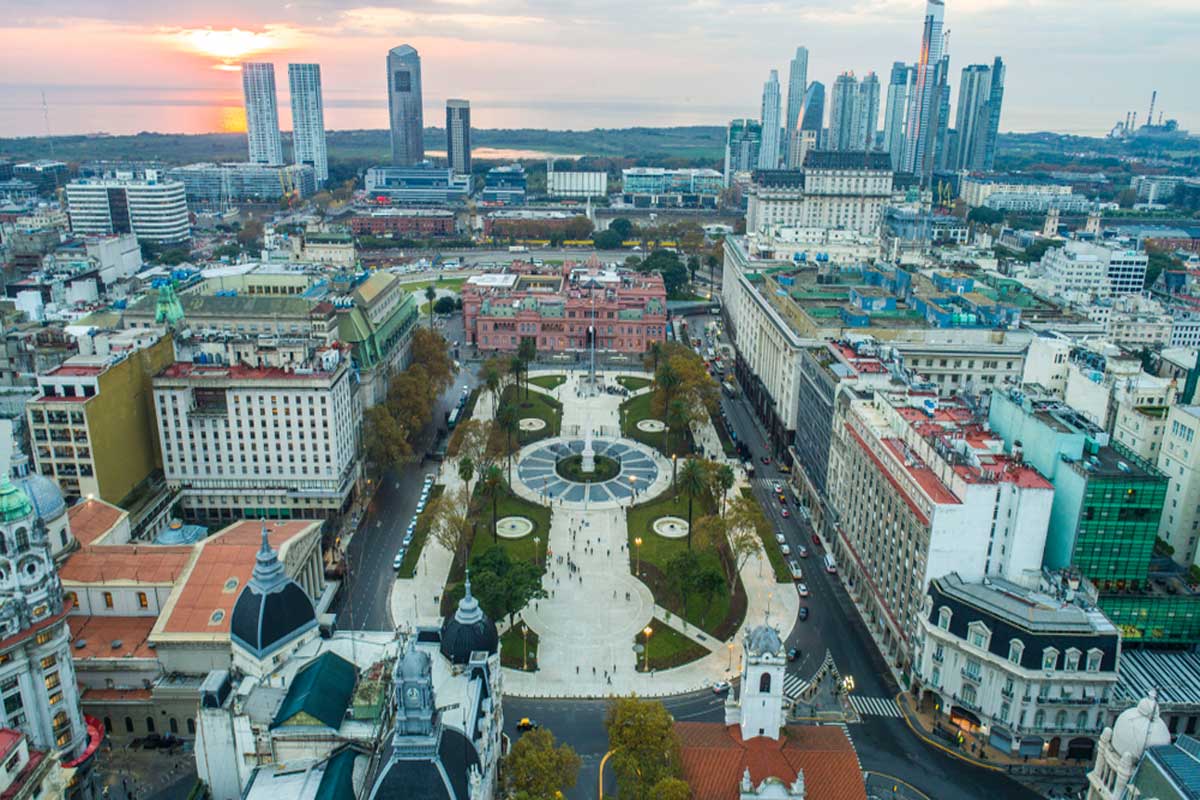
[955, 57, 1005, 171]
[784, 47, 809, 167]
[800, 82, 826, 149]
[242, 62, 284, 166]
[758, 70, 782, 170]
[445, 99, 472, 175]
[387, 45, 425, 166]
[900, 0, 946, 179]
[882, 63, 913, 169]
[288, 63, 328, 183]
[725, 118, 762, 184]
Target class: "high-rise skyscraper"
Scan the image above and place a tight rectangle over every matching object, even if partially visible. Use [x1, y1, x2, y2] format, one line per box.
[800, 82, 826, 149]
[828, 73, 859, 151]
[954, 57, 1005, 172]
[854, 72, 881, 151]
[758, 70, 782, 170]
[242, 63, 283, 166]
[288, 63, 328, 183]
[387, 45, 425, 166]
[901, 0, 946, 179]
[784, 47, 809, 167]
[882, 62, 913, 169]
[725, 119, 762, 184]
[446, 99, 471, 175]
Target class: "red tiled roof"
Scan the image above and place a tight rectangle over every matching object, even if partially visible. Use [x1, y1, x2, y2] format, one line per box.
[59, 545, 193, 585]
[881, 438, 960, 505]
[160, 520, 316, 635]
[676, 723, 867, 800]
[44, 364, 103, 377]
[67, 616, 157, 660]
[67, 498, 126, 546]
[0, 729, 20, 763]
[82, 688, 153, 702]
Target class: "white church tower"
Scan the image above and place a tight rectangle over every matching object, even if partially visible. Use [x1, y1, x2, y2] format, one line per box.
[1086, 690, 1171, 800]
[725, 622, 787, 741]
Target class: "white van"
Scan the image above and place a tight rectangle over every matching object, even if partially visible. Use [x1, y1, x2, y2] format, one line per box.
[824, 553, 837, 574]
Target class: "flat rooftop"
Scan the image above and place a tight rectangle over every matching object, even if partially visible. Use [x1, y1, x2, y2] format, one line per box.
[936, 573, 1116, 636]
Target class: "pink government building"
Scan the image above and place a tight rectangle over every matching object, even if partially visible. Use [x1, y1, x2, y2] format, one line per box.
[462, 261, 669, 353]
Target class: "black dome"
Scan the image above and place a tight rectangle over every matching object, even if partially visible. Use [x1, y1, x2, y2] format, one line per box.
[369, 728, 479, 800]
[439, 579, 497, 665]
[229, 525, 318, 660]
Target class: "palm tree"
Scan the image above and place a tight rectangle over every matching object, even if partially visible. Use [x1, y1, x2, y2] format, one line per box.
[496, 402, 520, 484]
[482, 362, 501, 409]
[458, 456, 475, 490]
[480, 465, 504, 543]
[424, 285, 436, 328]
[644, 341, 664, 374]
[715, 463, 735, 518]
[666, 398, 689, 457]
[677, 459, 706, 550]
[508, 355, 524, 403]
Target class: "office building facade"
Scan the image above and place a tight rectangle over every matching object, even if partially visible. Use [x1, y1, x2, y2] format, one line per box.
[758, 70, 782, 170]
[481, 164, 527, 206]
[800, 82, 826, 147]
[725, 119, 762, 185]
[546, 169, 608, 199]
[364, 165, 471, 205]
[784, 47, 809, 168]
[902, 0, 947, 179]
[241, 63, 284, 166]
[445, 99, 472, 175]
[828, 73, 859, 152]
[883, 63, 913, 169]
[955, 58, 1005, 172]
[287, 63, 328, 183]
[387, 45, 424, 166]
[167, 162, 316, 208]
[65, 172, 191, 244]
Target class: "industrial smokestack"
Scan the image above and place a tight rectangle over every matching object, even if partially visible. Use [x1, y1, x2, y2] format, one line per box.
[1147, 90, 1157, 128]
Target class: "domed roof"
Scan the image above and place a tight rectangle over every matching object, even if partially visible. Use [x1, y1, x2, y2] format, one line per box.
[745, 624, 784, 656]
[369, 727, 480, 800]
[0, 477, 32, 524]
[229, 525, 318, 660]
[15, 474, 66, 522]
[439, 576, 497, 665]
[400, 645, 431, 681]
[1110, 691, 1171, 761]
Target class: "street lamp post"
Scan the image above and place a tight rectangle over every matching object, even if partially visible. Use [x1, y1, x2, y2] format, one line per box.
[522, 624, 529, 671]
[727, 641, 734, 671]
[672, 454, 678, 493]
[643, 625, 653, 672]
[534, 536, 541, 566]
[634, 537, 643, 576]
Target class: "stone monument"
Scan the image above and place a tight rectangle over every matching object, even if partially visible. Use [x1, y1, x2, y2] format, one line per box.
[581, 426, 596, 473]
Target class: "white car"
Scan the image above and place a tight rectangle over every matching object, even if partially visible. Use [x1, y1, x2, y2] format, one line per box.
[392, 550, 405, 570]
[775, 533, 786, 544]
[415, 502, 426, 513]
[773, 482, 783, 494]
[797, 583, 810, 598]
[781, 544, 791, 556]
[788, 560, 803, 580]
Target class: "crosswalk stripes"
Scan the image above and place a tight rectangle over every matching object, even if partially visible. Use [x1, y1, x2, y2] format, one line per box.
[783, 674, 808, 700]
[848, 695, 903, 718]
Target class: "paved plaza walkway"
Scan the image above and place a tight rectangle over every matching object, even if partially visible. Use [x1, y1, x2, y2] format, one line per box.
[390, 367, 799, 697]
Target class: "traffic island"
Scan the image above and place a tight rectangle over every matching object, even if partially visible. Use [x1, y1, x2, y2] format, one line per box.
[501, 623, 539, 672]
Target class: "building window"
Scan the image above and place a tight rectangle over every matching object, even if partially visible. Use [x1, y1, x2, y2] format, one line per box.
[137, 592, 149, 609]
[759, 673, 772, 693]
[938, 607, 951, 630]
[124, 717, 133, 733]
[145, 717, 155, 734]
[1042, 648, 1058, 671]
[1065, 650, 1080, 671]
[1086, 650, 1103, 672]
[962, 685, 977, 705]
[1008, 640, 1024, 665]
[103, 592, 114, 609]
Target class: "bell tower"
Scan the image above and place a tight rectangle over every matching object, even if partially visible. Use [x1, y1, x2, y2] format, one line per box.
[737, 623, 787, 741]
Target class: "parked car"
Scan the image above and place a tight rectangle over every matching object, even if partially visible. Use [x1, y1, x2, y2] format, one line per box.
[781, 544, 791, 556]
[811, 534, 821, 547]
[797, 583, 810, 598]
[402, 533, 414, 547]
[775, 533, 786, 544]
[392, 550, 405, 570]
[798, 607, 809, 621]
[798, 545, 809, 559]
[711, 680, 732, 695]
[788, 560, 803, 580]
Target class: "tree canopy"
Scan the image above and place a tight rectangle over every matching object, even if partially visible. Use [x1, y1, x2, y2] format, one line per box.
[605, 697, 684, 800]
[503, 727, 582, 800]
[469, 545, 547, 626]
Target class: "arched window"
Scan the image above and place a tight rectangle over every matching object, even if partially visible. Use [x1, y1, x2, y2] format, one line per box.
[124, 717, 133, 733]
[169, 718, 178, 734]
[187, 718, 196, 735]
[1055, 710, 1067, 728]
[1033, 710, 1044, 728]
[0, 536, 7, 555]
[145, 716, 155, 733]
[759, 673, 772, 693]
[1077, 710, 1089, 730]
[14, 529, 28, 551]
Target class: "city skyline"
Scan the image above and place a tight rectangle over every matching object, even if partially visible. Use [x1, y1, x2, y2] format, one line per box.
[0, 1, 1195, 138]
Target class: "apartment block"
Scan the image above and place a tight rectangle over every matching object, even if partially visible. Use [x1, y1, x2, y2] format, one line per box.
[26, 333, 174, 503]
[1156, 405, 1200, 565]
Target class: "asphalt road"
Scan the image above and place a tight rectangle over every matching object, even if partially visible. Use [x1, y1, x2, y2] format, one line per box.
[332, 314, 476, 631]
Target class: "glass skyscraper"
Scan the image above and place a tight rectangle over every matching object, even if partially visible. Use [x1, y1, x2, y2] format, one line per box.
[955, 57, 1005, 172]
[784, 47, 808, 167]
[724, 119, 762, 184]
[387, 45, 425, 166]
[446, 99, 471, 176]
[901, 0, 946, 179]
[800, 82, 826, 149]
[288, 63, 328, 183]
[757, 70, 782, 170]
[242, 62, 283, 166]
[882, 63, 913, 170]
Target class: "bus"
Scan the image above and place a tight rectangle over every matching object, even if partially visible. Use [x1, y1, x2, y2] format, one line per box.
[447, 406, 461, 430]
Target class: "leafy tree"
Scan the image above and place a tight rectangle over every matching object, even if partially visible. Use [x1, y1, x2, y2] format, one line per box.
[503, 726, 581, 800]
[695, 566, 725, 618]
[363, 405, 410, 467]
[424, 285, 437, 328]
[434, 295, 457, 314]
[713, 463, 736, 517]
[624, 255, 643, 270]
[666, 398, 690, 458]
[666, 549, 702, 615]
[650, 778, 692, 800]
[966, 206, 1004, 226]
[644, 341, 664, 374]
[428, 485, 474, 564]
[593, 229, 623, 249]
[479, 358, 505, 406]
[677, 459, 707, 548]
[237, 219, 264, 249]
[410, 328, 455, 404]
[605, 697, 683, 800]
[479, 465, 504, 543]
[725, 495, 769, 590]
[609, 217, 634, 240]
[470, 545, 547, 626]
[1117, 187, 1137, 208]
[686, 254, 700, 286]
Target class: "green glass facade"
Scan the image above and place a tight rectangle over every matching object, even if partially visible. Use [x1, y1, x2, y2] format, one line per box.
[1070, 459, 1167, 589]
[1100, 593, 1200, 645]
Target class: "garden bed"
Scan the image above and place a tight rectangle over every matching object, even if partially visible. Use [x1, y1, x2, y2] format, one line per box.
[528, 374, 566, 390]
[501, 623, 539, 671]
[634, 618, 709, 671]
[742, 487, 791, 582]
[619, 391, 689, 456]
[616, 375, 653, 392]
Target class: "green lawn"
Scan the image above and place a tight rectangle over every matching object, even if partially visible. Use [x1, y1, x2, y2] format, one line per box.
[397, 485, 444, 578]
[619, 391, 688, 457]
[400, 277, 467, 295]
[742, 487, 791, 582]
[635, 618, 709, 671]
[528, 374, 566, 390]
[626, 491, 735, 635]
[616, 375, 652, 392]
[502, 384, 563, 446]
[501, 623, 539, 671]
[470, 487, 552, 567]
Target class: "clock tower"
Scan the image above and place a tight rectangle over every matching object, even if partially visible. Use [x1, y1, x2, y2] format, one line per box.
[393, 641, 436, 742]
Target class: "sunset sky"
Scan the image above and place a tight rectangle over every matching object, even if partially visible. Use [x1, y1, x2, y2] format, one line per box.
[0, 0, 1196, 137]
